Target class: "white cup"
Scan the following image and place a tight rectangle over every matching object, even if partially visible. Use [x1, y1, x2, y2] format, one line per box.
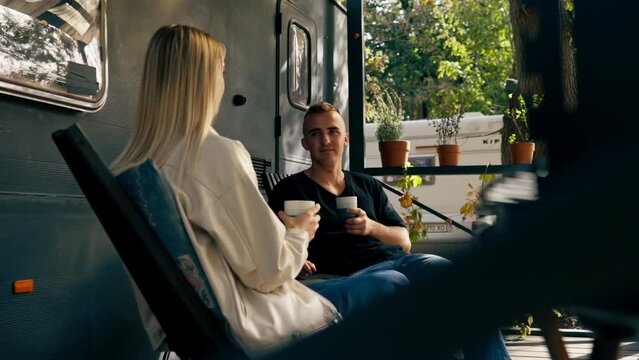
[284, 200, 315, 217]
[336, 196, 357, 210]
[336, 196, 357, 220]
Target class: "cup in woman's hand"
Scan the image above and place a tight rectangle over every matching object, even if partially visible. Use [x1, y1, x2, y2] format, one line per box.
[284, 200, 316, 217]
[336, 196, 357, 221]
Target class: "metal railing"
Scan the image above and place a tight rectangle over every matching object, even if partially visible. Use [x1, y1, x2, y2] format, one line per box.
[369, 163, 536, 236]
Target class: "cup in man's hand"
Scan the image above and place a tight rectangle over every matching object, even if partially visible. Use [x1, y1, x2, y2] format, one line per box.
[284, 200, 316, 217]
[336, 196, 357, 221]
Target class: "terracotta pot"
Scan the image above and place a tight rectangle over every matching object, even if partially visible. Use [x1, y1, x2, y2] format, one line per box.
[437, 144, 461, 166]
[378, 140, 410, 167]
[510, 142, 535, 164]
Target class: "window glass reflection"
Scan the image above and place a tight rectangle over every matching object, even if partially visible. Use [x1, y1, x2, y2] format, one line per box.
[289, 23, 310, 107]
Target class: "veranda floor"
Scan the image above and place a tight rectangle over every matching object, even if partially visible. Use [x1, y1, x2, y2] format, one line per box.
[505, 334, 639, 360]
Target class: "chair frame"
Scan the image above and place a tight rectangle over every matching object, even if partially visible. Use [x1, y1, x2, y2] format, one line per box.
[52, 124, 245, 360]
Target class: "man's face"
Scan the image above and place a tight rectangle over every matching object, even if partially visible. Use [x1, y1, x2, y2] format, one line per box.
[302, 111, 350, 167]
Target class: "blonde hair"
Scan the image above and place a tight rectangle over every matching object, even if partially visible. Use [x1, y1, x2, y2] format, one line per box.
[111, 24, 226, 184]
[304, 101, 341, 122]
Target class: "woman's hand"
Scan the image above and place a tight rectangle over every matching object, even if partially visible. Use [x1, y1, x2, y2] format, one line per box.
[278, 203, 321, 240]
[299, 260, 317, 276]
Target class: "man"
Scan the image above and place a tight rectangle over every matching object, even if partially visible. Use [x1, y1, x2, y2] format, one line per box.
[268, 102, 451, 283]
[268, 102, 510, 360]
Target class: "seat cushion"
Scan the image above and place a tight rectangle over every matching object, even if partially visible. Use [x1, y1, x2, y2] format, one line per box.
[117, 159, 222, 318]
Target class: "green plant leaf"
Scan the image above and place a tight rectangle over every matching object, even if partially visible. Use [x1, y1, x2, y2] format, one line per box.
[410, 175, 423, 187]
[479, 174, 496, 183]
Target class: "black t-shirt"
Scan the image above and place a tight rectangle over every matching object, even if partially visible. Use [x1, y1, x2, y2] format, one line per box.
[268, 171, 407, 276]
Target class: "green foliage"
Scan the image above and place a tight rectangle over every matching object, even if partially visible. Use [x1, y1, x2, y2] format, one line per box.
[459, 173, 497, 221]
[431, 91, 466, 145]
[376, 121, 404, 142]
[504, 93, 542, 144]
[561, 0, 575, 46]
[396, 164, 427, 242]
[514, 310, 564, 340]
[367, 83, 404, 141]
[514, 314, 534, 340]
[365, 0, 514, 119]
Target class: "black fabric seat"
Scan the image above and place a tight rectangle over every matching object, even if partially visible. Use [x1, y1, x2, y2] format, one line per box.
[52, 124, 246, 360]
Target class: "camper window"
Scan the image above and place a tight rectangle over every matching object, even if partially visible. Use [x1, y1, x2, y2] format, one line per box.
[0, 1, 108, 112]
[288, 22, 311, 108]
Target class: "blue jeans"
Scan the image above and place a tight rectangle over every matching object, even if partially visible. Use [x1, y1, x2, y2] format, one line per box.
[351, 252, 453, 285]
[307, 270, 409, 319]
[350, 253, 510, 360]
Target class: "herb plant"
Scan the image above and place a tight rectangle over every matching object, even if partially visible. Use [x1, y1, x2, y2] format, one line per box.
[431, 97, 466, 145]
[367, 88, 404, 142]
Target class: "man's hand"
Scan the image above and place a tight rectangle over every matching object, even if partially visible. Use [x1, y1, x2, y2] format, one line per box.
[344, 208, 377, 236]
[344, 208, 412, 252]
[299, 260, 317, 276]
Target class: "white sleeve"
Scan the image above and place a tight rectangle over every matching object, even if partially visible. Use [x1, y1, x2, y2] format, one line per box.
[183, 142, 309, 293]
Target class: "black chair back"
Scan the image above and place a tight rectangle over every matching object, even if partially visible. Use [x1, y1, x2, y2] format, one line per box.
[260, 171, 291, 200]
[51, 124, 245, 360]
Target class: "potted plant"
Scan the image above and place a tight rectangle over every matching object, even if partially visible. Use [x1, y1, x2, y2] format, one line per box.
[367, 87, 409, 167]
[432, 97, 465, 166]
[505, 93, 540, 164]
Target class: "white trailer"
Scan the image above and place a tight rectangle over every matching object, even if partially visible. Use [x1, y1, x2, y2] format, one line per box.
[363, 113, 504, 256]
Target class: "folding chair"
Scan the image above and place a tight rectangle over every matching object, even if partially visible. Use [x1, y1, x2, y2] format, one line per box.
[52, 124, 246, 360]
[251, 157, 272, 199]
[260, 171, 291, 200]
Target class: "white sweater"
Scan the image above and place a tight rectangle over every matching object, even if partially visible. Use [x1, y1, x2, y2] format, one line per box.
[136, 128, 339, 356]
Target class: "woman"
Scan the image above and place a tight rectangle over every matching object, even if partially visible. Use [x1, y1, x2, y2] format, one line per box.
[111, 25, 408, 356]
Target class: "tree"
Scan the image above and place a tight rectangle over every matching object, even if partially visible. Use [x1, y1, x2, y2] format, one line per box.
[365, 0, 514, 120]
[364, 0, 439, 119]
[502, 0, 576, 164]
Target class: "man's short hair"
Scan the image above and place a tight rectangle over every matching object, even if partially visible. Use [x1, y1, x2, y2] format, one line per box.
[304, 102, 340, 122]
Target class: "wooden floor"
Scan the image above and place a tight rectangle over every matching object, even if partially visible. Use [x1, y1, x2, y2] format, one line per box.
[505, 335, 639, 360]
[160, 334, 639, 360]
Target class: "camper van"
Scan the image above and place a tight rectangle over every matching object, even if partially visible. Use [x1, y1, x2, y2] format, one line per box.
[3, 0, 637, 358]
[364, 113, 504, 252]
[0, 1, 350, 358]
[2, 0, 509, 354]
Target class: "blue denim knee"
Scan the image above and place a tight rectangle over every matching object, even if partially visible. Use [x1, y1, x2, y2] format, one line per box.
[308, 270, 409, 318]
[393, 253, 453, 284]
